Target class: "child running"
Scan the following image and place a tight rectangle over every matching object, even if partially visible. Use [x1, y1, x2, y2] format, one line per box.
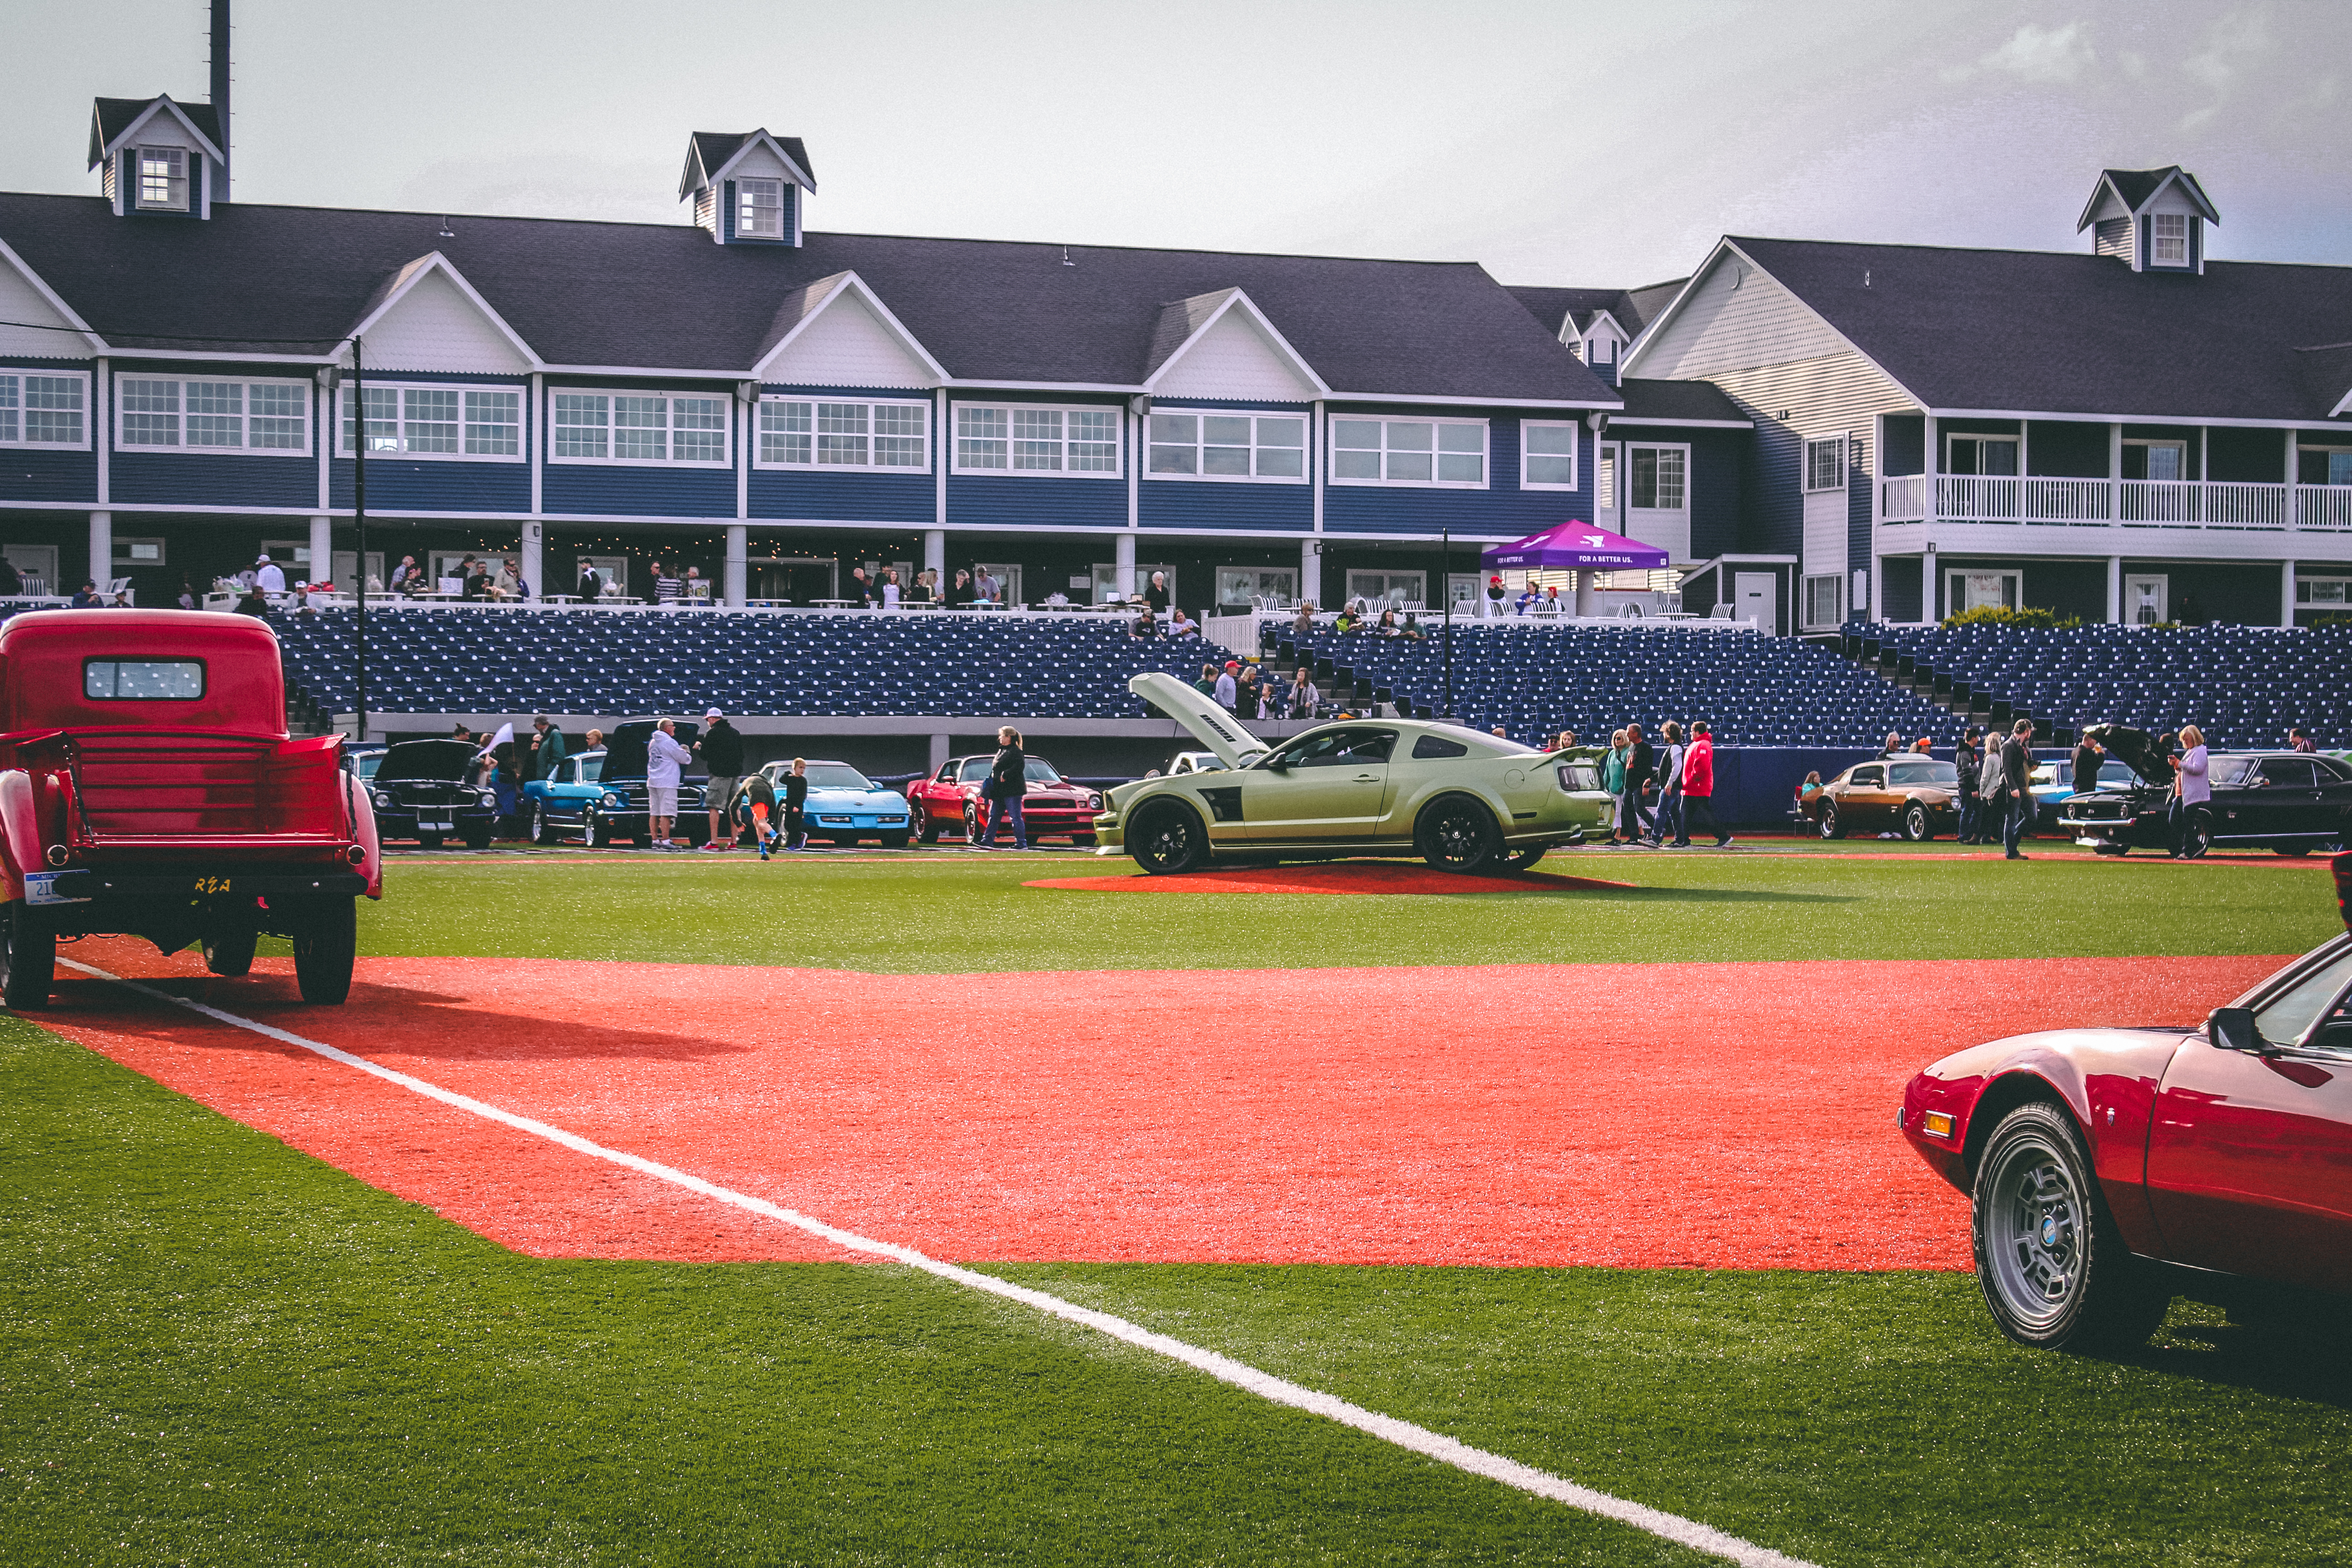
[729, 772, 783, 859]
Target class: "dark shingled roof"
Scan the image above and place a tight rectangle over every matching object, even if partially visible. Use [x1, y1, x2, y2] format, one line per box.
[1506, 280, 1688, 339]
[0, 192, 1615, 402]
[1730, 235, 2352, 422]
[1616, 378, 1750, 426]
[681, 130, 815, 195]
[2075, 167, 2219, 232]
[88, 96, 222, 167]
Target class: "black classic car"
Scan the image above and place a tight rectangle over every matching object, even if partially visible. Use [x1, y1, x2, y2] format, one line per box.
[2061, 725, 2352, 858]
[578, 719, 708, 848]
[366, 738, 498, 850]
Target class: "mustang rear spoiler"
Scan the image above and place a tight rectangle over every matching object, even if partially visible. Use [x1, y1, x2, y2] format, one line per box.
[1130, 671, 1269, 771]
[2336, 850, 2352, 935]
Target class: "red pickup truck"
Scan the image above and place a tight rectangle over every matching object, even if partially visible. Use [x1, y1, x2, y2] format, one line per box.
[0, 610, 380, 1009]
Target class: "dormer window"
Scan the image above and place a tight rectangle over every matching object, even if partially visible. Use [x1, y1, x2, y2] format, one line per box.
[136, 147, 188, 211]
[2151, 212, 2188, 266]
[736, 178, 784, 238]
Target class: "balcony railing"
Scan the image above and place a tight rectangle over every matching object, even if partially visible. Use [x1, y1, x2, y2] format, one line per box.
[1879, 476, 2352, 531]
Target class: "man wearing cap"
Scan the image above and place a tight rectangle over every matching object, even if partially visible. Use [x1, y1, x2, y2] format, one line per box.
[529, 715, 568, 784]
[1484, 575, 1507, 619]
[695, 707, 745, 851]
[1214, 661, 1240, 716]
[255, 554, 287, 602]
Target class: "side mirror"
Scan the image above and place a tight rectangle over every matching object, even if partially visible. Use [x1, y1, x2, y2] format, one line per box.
[1264, 756, 1288, 772]
[2207, 1006, 2261, 1053]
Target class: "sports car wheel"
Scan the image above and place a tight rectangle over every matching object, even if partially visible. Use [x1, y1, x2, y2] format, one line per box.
[2273, 843, 2312, 858]
[587, 810, 613, 848]
[1901, 803, 1931, 843]
[964, 802, 982, 841]
[1130, 801, 1208, 875]
[417, 832, 445, 851]
[1972, 1101, 2166, 1351]
[915, 805, 941, 844]
[461, 823, 494, 851]
[1818, 802, 1845, 840]
[1416, 795, 1500, 873]
[1505, 845, 1546, 871]
[202, 926, 257, 977]
[2181, 809, 2213, 860]
[292, 897, 357, 1006]
[0, 902, 55, 1011]
[881, 833, 911, 849]
[531, 804, 558, 846]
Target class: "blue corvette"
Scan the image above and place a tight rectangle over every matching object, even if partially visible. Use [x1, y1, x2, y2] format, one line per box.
[755, 759, 912, 848]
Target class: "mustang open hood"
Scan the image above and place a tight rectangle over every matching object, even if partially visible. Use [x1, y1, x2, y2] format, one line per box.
[378, 739, 478, 783]
[2083, 724, 2167, 784]
[1130, 671, 1268, 770]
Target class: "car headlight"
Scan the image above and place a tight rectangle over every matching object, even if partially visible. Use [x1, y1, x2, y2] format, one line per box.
[601, 792, 621, 808]
[372, 791, 392, 809]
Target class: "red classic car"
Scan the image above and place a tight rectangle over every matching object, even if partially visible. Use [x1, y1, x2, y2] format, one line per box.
[904, 754, 1104, 845]
[1901, 852, 2352, 1349]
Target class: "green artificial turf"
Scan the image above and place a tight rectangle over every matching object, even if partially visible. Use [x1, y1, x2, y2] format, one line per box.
[337, 849, 2342, 973]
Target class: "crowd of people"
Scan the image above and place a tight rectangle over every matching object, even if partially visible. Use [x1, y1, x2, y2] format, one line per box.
[1588, 722, 1734, 849]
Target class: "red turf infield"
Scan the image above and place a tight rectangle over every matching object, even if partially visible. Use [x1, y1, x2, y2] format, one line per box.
[39, 944, 2283, 1273]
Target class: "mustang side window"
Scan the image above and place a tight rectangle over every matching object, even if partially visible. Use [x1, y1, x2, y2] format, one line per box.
[1412, 735, 1470, 760]
[2251, 950, 2352, 1052]
[84, 659, 204, 699]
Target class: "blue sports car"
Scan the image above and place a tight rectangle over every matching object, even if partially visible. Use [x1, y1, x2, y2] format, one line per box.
[523, 720, 709, 848]
[523, 748, 613, 845]
[755, 759, 912, 848]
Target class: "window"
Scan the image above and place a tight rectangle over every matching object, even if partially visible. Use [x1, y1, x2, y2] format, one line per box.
[135, 147, 188, 211]
[1949, 570, 2020, 614]
[736, 178, 784, 239]
[1850, 765, 1884, 789]
[2122, 440, 2186, 482]
[2332, 452, 2352, 487]
[1946, 436, 2018, 476]
[2151, 212, 2188, 265]
[1804, 436, 1846, 492]
[0, 373, 87, 448]
[113, 538, 166, 567]
[119, 378, 309, 454]
[953, 404, 1119, 477]
[1803, 573, 1842, 627]
[1215, 567, 1298, 606]
[1520, 422, 1580, 489]
[1331, 417, 1485, 486]
[2298, 578, 2351, 606]
[1628, 444, 1687, 510]
[83, 659, 204, 700]
[1344, 569, 1426, 608]
[1147, 412, 1306, 481]
[342, 385, 520, 459]
[758, 399, 928, 470]
[548, 391, 728, 465]
[1411, 735, 1470, 760]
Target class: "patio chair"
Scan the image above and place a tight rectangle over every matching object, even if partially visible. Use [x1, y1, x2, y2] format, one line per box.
[1708, 603, 1735, 620]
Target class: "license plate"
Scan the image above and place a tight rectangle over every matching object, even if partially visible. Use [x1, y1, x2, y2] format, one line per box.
[2075, 836, 2104, 847]
[26, 872, 91, 906]
[418, 818, 455, 831]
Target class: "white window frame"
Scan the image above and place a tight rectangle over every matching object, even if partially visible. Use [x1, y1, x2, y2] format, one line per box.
[1803, 435, 1847, 493]
[2296, 577, 2351, 606]
[135, 146, 188, 211]
[1344, 569, 1428, 607]
[755, 397, 930, 473]
[1519, 420, 1581, 490]
[113, 536, 167, 568]
[2123, 437, 2188, 483]
[116, 376, 311, 456]
[735, 177, 785, 239]
[1328, 415, 1489, 489]
[1215, 565, 1299, 605]
[1944, 433, 2019, 476]
[0, 371, 91, 450]
[337, 383, 525, 462]
[1143, 408, 1308, 485]
[1802, 573, 1843, 628]
[545, 388, 731, 468]
[1626, 441, 1690, 513]
[951, 402, 1122, 480]
[2151, 212, 2189, 266]
[1947, 569, 2021, 615]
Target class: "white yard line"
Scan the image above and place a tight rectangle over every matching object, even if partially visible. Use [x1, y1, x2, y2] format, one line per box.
[56, 955, 1817, 1568]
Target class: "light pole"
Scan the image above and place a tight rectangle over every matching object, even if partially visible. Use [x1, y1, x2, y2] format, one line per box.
[1441, 528, 1454, 719]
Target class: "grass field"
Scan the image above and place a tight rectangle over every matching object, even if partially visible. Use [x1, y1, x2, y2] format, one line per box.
[3, 848, 2347, 1566]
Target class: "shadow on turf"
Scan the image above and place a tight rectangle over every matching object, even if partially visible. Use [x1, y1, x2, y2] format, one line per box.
[2094, 1287, 2352, 1409]
[1480, 885, 1857, 906]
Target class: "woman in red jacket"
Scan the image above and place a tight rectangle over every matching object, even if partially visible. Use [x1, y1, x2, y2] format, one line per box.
[1681, 722, 1733, 849]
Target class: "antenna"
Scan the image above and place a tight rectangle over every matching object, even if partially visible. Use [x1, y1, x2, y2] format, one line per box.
[210, 0, 231, 196]
[438, 216, 456, 238]
[1061, 246, 1075, 267]
[1864, 269, 1872, 288]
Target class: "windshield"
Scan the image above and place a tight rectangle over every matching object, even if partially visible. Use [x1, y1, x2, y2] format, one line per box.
[576, 755, 603, 784]
[1024, 759, 1063, 784]
[2210, 756, 2258, 788]
[352, 751, 384, 780]
[805, 764, 876, 790]
[1890, 761, 1960, 787]
[2254, 947, 2352, 1049]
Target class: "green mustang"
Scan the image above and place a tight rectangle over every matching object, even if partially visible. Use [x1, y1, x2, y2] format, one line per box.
[1095, 672, 1613, 874]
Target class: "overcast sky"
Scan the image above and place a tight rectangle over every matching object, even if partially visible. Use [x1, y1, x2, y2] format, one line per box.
[5, 0, 2345, 286]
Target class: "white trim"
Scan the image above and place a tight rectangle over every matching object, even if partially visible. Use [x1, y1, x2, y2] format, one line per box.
[1518, 418, 1581, 491]
[132, 145, 191, 213]
[749, 271, 950, 385]
[1624, 440, 1691, 514]
[950, 400, 1123, 480]
[113, 373, 311, 457]
[0, 368, 93, 451]
[1142, 289, 1331, 398]
[1802, 434, 1847, 493]
[733, 177, 787, 240]
[338, 381, 528, 462]
[341, 254, 544, 371]
[1932, 405, 2352, 431]
[544, 387, 733, 468]
[1142, 407, 1309, 486]
[1610, 415, 1753, 430]
[94, 98, 225, 167]
[754, 395, 931, 473]
[1327, 413, 1490, 490]
[703, 130, 817, 193]
[0, 236, 107, 356]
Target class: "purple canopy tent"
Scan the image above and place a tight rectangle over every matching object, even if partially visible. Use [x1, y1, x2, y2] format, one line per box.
[1480, 520, 1667, 573]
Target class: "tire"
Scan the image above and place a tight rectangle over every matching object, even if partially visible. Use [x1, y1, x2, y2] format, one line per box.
[418, 831, 445, 851]
[1971, 1100, 2167, 1351]
[1416, 795, 1502, 873]
[2181, 808, 2213, 860]
[531, 803, 558, 846]
[291, 897, 357, 1006]
[2273, 843, 2312, 858]
[881, 833, 911, 849]
[461, 823, 493, 851]
[915, 805, 941, 844]
[964, 801, 981, 842]
[1129, 800, 1209, 875]
[1505, 844, 1546, 871]
[2093, 843, 2128, 857]
[1818, 802, 1845, 841]
[1071, 834, 1096, 848]
[0, 902, 54, 1011]
[1901, 802, 1931, 843]
[202, 926, 257, 977]
[587, 811, 613, 848]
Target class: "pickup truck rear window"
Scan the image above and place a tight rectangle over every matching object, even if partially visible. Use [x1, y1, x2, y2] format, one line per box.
[83, 658, 205, 700]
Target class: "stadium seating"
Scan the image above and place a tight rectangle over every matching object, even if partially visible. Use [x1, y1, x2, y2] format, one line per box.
[1281, 624, 1959, 748]
[1849, 622, 2352, 750]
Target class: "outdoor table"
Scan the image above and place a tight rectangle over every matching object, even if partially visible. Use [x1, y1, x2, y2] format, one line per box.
[745, 597, 793, 608]
[540, 593, 582, 604]
[810, 598, 855, 609]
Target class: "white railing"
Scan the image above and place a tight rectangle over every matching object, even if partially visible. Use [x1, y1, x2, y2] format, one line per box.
[1937, 474, 2022, 520]
[2299, 484, 2352, 529]
[2022, 477, 2111, 521]
[1882, 475, 2341, 532]
[1881, 474, 1927, 520]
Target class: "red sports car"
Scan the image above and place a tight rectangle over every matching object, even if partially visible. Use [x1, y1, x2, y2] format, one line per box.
[1901, 851, 2352, 1349]
[904, 754, 1104, 845]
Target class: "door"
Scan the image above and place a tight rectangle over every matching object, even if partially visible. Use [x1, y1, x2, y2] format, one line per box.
[2144, 946, 2352, 1292]
[1244, 727, 1396, 843]
[1848, 763, 1897, 829]
[330, 551, 386, 592]
[2124, 574, 2167, 625]
[3, 544, 58, 594]
[1735, 572, 1776, 634]
[2240, 757, 2326, 843]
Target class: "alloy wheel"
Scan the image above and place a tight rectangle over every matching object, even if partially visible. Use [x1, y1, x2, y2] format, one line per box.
[1982, 1137, 2086, 1332]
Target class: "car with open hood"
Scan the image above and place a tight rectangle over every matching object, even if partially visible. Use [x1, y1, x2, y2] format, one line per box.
[1901, 852, 2352, 1350]
[579, 720, 707, 848]
[2027, 755, 2139, 831]
[1093, 671, 1609, 874]
[1813, 755, 1964, 842]
[2061, 725, 2352, 857]
[904, 754, 1101, 844]
[368, 739, 498, 850]
[755, 760, 911, 847]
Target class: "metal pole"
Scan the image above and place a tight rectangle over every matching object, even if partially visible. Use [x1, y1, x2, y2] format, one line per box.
[1441, 528, 1453, 719]
[352, 337, 368, 742]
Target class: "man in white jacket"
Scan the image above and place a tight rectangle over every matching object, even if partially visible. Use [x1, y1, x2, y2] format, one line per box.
[645, 718, 695, 851]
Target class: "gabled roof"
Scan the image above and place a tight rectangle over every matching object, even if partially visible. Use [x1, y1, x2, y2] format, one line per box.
[87, 96, 224, 169]
[1141, 287, 1329, 394]
[344, 252, 544, 369]
[1722, 234, 2352, 421]
[1614, 378, 1751, 427]
[1506, 279, 1689, 341]
[750, 269, 949, 382]
[2297, 343, 2352, 419]
[2075, 166, 2220, 232]
[0, 192, 1615, 402]
[679, 129, 816, 199]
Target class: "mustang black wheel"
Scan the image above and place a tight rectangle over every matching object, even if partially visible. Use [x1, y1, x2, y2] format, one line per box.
[461, 823, 494, 851]
[417, 831, 445, 851]
[1901, 802, 1931, 843]
[1417, 795, 1500, 873]
[1504, 844, 1546, 871]
[291, 897, 357, 1006]
[203, 926, 257, 977]
[1972, 1101, 2166, 1351]
[964, 801, 982, 841]
[1818, 802, 1845, 840]
[0, 901, 54, 1011]
[1129, 801, 1208, 875]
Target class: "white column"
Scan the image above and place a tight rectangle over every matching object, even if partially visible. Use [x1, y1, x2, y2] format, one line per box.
[308, 514, 333, 588]
[2108, 423, 2123, 522]
[2283, 559, 2298, 628]
[923, 528, 946, 583]
[2285, 430, 2299, 530]
[1574, 569, 1597, 617]
[521, 519, 544, 602]
[1301, 538, 1323, 610]
[2106, 555, 2122, 624]
[723, 523, 748, 608]
[88, 511, 111, 593]
[1114, 530, 1136, 598]
[1870, 554, 1886, 626]
[1921, 548, 1937, 625]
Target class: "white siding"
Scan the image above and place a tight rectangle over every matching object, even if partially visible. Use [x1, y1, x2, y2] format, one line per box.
[1803, 487, 1848, 588]
[364, 269, 533, 374]
[724, 142, 799, 182]
[0, 252, 83, 357]
[1632, 254, 1847, 381]
[1152, 308, 1319, 401]
[766, 289, 934, 389]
